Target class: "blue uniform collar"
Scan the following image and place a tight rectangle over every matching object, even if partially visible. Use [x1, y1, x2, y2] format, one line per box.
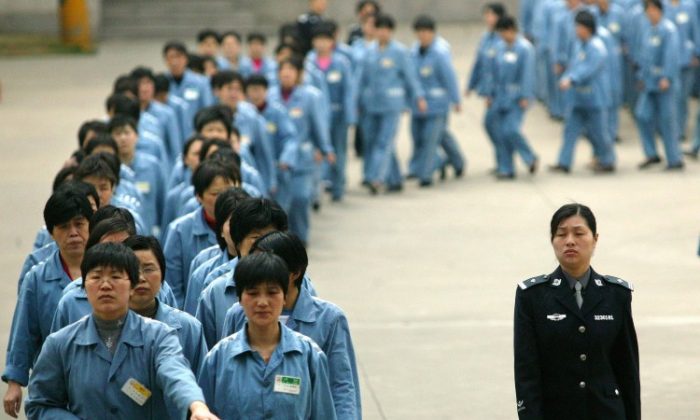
[192, 206, 213, 236]
[75, 311, 144, 348]
[155, 299, 182, 330]
[230, 322, 304, 358]
[289, 280, 319, 324]
[224, 257, 240, 290]
[46, 249, 73, 283]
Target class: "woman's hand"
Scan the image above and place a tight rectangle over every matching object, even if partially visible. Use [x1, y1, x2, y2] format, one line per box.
[190, 401, 220, 420]
[3, 381, 22, 418]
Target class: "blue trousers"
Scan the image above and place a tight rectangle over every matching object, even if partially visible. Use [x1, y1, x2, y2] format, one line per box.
[439, 117, 465, 173]
[608, 105, 620, 143]
[548, 59, 565, 118]
[492, 107, 536, 175]
[623, 55, 639, 109]
[276, 170, 313, 243]
[635, 91, 682, 166]
[410, 114, 446, 183]
[362, 112, 403, 186]
[559, 107, 615, 168]
[677, 67, 694, 138]
[536, 49, 549, 103]
[328, 112, 349, 199]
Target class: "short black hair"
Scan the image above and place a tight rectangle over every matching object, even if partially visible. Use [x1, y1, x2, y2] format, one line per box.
[230, 198, 288, 255]
[197, 29, 221, 43]
[191, 159, 240, 198]
[130, 66, 156, 83]
[75, 154, 119, 187]
[199, 139, 231, 163]
[163, 41, 188, 56]
[106, 93, 140, 120]
[252, 231, 308, 288]
[645, 0, 663, 11]
[85, 217, 135, 251]
[207, 147, 242, 169]
[124, 235, 166, 281]
[275, 43, 299, 56]
[90, 205, 136, 234]
[311, 22, 335, 39]
[245, 74, 269, 90]
[81, 242, 140, 288]
[278, 57, 304, 73]
[78, 120, 108, 148]
[84, 133, 119, 156]
[113, 74, 138, 97]
[495, 15, 518, 32]
[154, 73, 170, 94]
[484, 3, 507, 18]
[194, 105, 233, 137]
[247, 32, 267, 44]
[374, 13, 396, 30]
[43, 186, 94, 234]
[188, 53, 205, 73]
[221, 30, 242, 43]
[183, 134, 207, 157]
[210, 70, 246, 90]
[413, 15, 436, 31]
[575, 10, 597, 35]
[214, 188, 251, 250]
[56, 180, 100, 210]
[108, 114, 139, 134]
[52, 166, 77, 192]
[356, 0, 380, 14]
[234, 252, 290, 300]
[550, 203, 597, 241]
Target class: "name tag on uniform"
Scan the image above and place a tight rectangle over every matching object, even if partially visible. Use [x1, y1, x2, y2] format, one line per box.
[650, 36, 661, 47]
[486, 48, 496, 58]
[504, 52, 518, 63]
[240, 135, 251, 146]
[677, 12, 689, 24]
[609, 22, 620, 34]
[578, 51, 586, 61]
[594, 315, 614, 321]
[547, 313, 567, 321]
[290, 107, 304, 118]
[381, 58, 394, 68]
[327, 70, 342, 83]
[136, 181, 151, 194]
[274, 375, 301, 395]
[121, 378, 152, 406]
[267, 122, 277, 134]
[184, 88, 199, 101]
[420, 66, 433, 76]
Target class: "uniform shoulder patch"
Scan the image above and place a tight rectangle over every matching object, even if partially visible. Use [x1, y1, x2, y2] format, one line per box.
[518, 275, 549, 290]
[604, 275, 634, 291]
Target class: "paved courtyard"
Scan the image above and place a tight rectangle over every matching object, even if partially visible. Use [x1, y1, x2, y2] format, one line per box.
[0, 24, 698, 419]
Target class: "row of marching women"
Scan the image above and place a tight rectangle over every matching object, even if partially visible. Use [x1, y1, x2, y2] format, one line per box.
[472, 0, 700, 178]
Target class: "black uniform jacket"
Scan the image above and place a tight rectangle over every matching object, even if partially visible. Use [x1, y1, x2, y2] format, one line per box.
[514, 266, 641, 420]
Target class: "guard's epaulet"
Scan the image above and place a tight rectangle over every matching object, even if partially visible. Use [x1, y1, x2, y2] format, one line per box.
[604, 275, 634, 291]
[518, 274, 550, 290]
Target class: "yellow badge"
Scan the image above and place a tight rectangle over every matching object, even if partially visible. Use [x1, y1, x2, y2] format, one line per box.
[327, 70, 342, 83]
[136, 182, 151, 194]
[609, 22, 620, 33]
[290, 107, 304, 118]
[267, 122, 277, 134]
[381, 58, 394, 68]
[420, 66, 433, 77]
[121, 378, 152, 406]
[240, 135, 251, 146]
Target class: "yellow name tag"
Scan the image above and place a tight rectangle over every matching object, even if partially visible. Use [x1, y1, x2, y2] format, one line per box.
[420, 66, 433, 76]
[290, 107, 304, 118]
[327, 70, 342, 83]
[267, 122, 277, 134]
[121, 378, 151, 406]
[381, 58, 394, 68]
[136, 181, 150, 194]
[240, 135, 251, 146]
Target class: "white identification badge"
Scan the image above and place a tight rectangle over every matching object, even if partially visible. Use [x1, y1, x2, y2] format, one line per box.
[678, 12, 689, 24]
[504, 52, 518, 63]
[136, 181, 151, 194]
[487, 48, 496, 58]
[290, 107, 304, 118]
[267, 122, 277, 134]
[547, 313, 567, 321]
[578, 51, 586, 61]
[184, 88, 199, 101]
[240, 135, 251, 146]
[327, 70, 342, 83]
[381, 58, 394, 68]
[420, 66, 433, 77]
[274, 375, 301, 395]
[650, 36, 661, 47]
[121, 378, 152, 406]
[609, 22, 620, 33]
[594, 315, 615, 321]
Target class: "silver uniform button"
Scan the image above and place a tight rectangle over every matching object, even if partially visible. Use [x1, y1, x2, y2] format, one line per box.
[579, 381, 586, 389]
[578, 325, 586, 333]
[580, 354, 587, 361]
[615, 389, 620, 396]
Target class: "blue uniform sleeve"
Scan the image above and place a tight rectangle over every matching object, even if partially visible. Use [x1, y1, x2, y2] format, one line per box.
[184, 320, 209, 378]
[400, 49, 425, 103]
[220, 307, 236, 340]
[163, 228, 186, 309]
[255, 116, 278, 193]
[50, 296, 70, 334]
[154, 327, 206, 419]
[438, 50, 461, 105]
[25, 335, 80, 419]
[3, 272, 41, 386]
[195, 288, 218, 349]
[309, 348, 338, 420]
[521, 44, 537, 101]
[325, 314, 361, 420]
[277, 110, 301, 169]
[565, 43, 604, 86]
[342, 59, 358, 125]
[309, 92, 334, 155]
[164, 110, 183, 163]
[467, 35, 486, 91]
[663, 27, 681, 81]
[196, 349, 217, 414]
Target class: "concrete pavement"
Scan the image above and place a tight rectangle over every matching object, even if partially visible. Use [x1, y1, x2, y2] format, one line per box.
[0, 24, 698, 419]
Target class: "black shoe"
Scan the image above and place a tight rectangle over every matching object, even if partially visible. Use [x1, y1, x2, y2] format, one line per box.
[386, 184, 403, 193]
[548, 164, 570, 174]
[638, 157, 662, 169]
[406, 174, 418, 180]
[419, 180, 433, 188]
[683, 150, 699, 160]
[362, 180, 370, 187]
[368, 183, 379, 195]
[312, 201, 321, 212]
[455, 168, 465, 178]
[496, 173, 515, 180]
[615, 136, 622, 143]
[331, 196, 343, 202]
[529, 159, 539, 175]
[665, 163, 685, 171]
[439, 166, 447, 181]
[593, 164, 615, 174]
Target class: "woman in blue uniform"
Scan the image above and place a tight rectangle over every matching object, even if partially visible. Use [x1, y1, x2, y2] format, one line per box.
[514, 203, 640, 420]
[197, 252, 336, 419]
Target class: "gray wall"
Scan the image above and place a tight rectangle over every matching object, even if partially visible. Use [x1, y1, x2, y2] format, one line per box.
[0, 0, 101, 36]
